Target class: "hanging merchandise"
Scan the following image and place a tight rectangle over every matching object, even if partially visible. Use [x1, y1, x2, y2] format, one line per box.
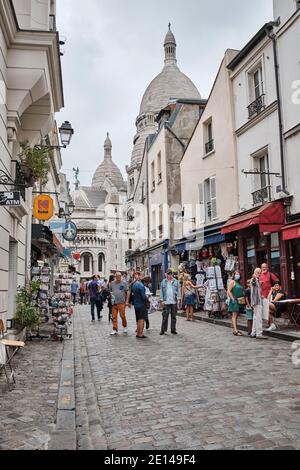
[50, 272, 74, 341]
[31, 263, 51, 322]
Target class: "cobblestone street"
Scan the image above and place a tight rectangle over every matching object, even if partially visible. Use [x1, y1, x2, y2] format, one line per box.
[1, 305, 300, 450]
[73, 306, 300, 450]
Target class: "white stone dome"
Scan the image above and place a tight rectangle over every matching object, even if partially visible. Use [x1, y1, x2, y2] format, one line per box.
[140, 65, 201, 114]
[92, 133, 125, 190]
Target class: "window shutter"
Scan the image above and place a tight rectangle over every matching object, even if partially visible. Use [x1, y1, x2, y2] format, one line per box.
[199, 183, 204, 205]
[210, 177, 217, 220]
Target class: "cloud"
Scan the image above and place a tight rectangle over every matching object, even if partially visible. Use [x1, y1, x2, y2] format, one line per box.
[56, 0, 273, 188]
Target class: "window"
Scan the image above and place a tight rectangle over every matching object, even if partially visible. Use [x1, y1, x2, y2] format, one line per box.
[83, 254, 91, 272]
[248, 63, 265, 118]
[129, 178, 135, 195]
[252, 151, 271, 205]
[151, 161, 155, 191]
[129, 239, 133, 250]
[204, 119, 214, 155]
[199, 177, 217, 223]
[157, 152, 162, 183]
[98, 254, 104, 272]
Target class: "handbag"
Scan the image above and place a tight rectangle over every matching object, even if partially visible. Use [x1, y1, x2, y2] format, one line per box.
[237, 297, 246, 305]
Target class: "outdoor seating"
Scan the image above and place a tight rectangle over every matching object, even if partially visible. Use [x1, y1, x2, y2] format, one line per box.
[0, 320, 25, 391]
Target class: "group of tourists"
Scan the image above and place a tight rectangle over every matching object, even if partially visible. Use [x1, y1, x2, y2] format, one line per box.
[74, 262, 285, 341]
[227, 263, 285, 338]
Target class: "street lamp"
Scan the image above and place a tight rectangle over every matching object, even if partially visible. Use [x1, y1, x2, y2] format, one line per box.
[35, 121, 74, 151]
[58, 200, 75, 219]
[59, 121, 74, 148]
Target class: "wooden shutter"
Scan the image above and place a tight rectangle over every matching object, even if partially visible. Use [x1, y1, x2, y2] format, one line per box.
[210, 177, 217, 220]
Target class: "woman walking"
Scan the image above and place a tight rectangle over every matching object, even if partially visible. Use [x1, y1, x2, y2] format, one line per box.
[227, 271, 245, 336]
[181, 274, 198, 322]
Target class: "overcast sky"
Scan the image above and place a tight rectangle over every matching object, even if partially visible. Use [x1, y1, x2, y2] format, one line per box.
[56, 0, 273, 189]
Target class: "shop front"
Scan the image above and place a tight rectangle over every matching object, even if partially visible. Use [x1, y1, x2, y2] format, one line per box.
[147, 241, 169, 294]
[281, 219, 300, 297]
[221, 202, 286, 288]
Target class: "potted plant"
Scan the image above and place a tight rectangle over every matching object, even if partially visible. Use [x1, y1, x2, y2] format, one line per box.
[14, 281, 41, 338]
[19, 142, 51, 186]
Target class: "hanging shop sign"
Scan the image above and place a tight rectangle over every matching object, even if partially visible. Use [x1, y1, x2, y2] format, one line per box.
[33, 195, 54, 221]
[62, 221, 77, 241]
[0, 191, 21, 206]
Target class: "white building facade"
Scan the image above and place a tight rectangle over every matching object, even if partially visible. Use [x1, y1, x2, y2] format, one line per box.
[0, 0, 63, 326]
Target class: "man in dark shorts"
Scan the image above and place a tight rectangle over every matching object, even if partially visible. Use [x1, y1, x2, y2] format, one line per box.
[131, 272, 148, 339]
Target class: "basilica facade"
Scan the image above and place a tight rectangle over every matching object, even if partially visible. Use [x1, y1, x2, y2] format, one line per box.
[71, 134, 128, 280]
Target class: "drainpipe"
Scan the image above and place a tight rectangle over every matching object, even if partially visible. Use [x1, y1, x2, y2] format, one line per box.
[265, 19, 286, 194]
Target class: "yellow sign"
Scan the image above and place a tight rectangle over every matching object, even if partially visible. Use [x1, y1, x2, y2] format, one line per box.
[33, 195, 54, 221]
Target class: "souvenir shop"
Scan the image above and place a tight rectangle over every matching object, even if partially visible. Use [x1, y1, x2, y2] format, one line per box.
[178, 227, 239, 316]
[221, 201, 285, 287]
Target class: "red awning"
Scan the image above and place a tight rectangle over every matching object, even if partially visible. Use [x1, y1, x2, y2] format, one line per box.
[281, 223, 300, 241]
[221, 202, 285, 235]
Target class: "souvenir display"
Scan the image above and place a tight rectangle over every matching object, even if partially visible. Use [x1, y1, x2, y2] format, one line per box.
[31, 264, 51, 322]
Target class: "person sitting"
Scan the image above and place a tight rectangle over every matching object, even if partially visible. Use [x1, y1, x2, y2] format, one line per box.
[267, 281, 286, 332]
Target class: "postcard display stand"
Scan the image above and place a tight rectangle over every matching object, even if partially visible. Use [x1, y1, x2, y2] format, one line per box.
[50, 273, 73, 341]
[204, 265, 227, 317]
[31, 265, 51, 322]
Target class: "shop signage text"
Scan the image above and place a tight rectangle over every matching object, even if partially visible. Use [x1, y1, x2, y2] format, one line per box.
[0, 191, 21, 206]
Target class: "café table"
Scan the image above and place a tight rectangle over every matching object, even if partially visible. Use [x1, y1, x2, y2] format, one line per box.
[275, 299, 300, 331]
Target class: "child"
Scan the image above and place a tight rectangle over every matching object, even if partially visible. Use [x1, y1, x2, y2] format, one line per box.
[245, 279, 253, 336]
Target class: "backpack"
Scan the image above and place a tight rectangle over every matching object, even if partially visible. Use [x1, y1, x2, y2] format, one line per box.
[129, 281, 137, 304]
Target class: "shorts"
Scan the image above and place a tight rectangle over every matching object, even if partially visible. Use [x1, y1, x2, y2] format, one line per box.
[135, 305, 148, 322]
[246, 308, 254, 321]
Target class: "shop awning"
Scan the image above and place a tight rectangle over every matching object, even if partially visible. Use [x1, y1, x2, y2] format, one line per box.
[221, 202, 285, 235]
[281, 223, 300, 241]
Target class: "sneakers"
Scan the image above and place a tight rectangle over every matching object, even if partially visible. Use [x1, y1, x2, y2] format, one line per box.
[110, 330, 118, 336]
[123, 327, 129, 334]
[267, 324, 277, 332]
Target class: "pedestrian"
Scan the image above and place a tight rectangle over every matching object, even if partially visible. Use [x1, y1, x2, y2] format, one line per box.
[85, 279, 90, 304]
[131, 272, 148, 339]
[142, 276, 152, 330]
[251, 268, 266, 339]
[89, 275, 103, 322]
[71, 278, 79, 304]
[227, 271, 245, 337]
[245, 279, 254, 336]
[79, 280, 86, 305]
[260, 263, 279, 323]
[109, 272, 130, 336]
[106, 275, 115, 324]
[267, 281, 286, 332]
[181, 274, 198, 322]
[160, 268, 181, 336]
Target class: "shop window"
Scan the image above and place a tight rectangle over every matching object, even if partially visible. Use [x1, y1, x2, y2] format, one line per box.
[246, 238, 256, 279]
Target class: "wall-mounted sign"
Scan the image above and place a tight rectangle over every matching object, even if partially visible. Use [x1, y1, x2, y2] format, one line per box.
[33, 195, 54, 221]
[62, 221, 77, 241]
[49, 220, 66, 234]
[0, 191, 21, 206]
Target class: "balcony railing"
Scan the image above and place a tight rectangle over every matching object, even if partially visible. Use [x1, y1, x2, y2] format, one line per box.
[252, 186, 271, 205]
[205, 139, 214, 155]
[247, 94, 265, 119]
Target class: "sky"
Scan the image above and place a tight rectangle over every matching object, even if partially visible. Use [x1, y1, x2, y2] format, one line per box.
[56, 0, 274, 189]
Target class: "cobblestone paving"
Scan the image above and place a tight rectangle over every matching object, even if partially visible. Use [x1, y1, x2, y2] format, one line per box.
[74, 305, 300, 450]
[0, 328, 63, 450]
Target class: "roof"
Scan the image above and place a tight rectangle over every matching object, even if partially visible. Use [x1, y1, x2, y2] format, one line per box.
[71, 187, 107, 209]
[227, 23, 273, 71]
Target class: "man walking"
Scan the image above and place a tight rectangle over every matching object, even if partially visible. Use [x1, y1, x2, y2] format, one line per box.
[89, 275, 103, 322]
[110, 272, 130, 336]
[160, 269, 181, 336]
[71, 278, 79, 304]
[131, 272, 148, 339]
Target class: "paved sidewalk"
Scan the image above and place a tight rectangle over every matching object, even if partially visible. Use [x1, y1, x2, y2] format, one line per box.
[74, 305, 300, 450]
[0, 326, 63, 450]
